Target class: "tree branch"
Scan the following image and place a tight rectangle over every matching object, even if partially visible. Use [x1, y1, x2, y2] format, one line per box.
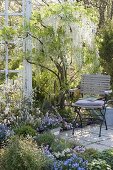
[58, 0, 61, 3]
[28, 32, 43, 45]
[40, 22, 47, 28]
[42, 0, 49, 6]
[68, 69, 80, 84]
[38, 64, 59, 78]
[25, 58, 61, 84]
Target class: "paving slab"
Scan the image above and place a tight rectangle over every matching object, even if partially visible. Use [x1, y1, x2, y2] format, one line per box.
[99, 128, 113, 138]
[68, 137, 92, 146]
[85, 143, 111, 151]
[97, 139, 113, 147]
[58, 125, 113, 151]
[72, 128, 109, 142]
[80, 125, 100, 134]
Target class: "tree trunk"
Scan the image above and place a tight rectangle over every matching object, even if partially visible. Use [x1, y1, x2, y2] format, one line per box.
[59, 90, 65, 109]
[98, 0, 107, 28]
[110, 0, 113, 19]
[83, 0, 90, 7]
[58, 67, 68, 109]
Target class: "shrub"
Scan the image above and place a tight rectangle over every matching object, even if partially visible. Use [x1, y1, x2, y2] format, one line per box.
[1, 137, 52, 170]
[0, 148, 4, 167]
[34, 132, 55, 146]
[88, 159, 111, 170]
[53, 153, 88, 170]
[99, 149, 113, 169]
[99, 21, 113, 90]
[58, 108, 75, 123]
[0, 124, 13, 148]
[14, 124, 36, 137]
[51, 138, 74, 153]
[79, 148, 113, 169]
[0, 124, 6, 146]
[78, 148, 100, 162]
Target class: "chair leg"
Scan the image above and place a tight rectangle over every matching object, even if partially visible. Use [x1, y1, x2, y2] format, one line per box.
[79, 112, 83, 128]
[104, 118, 108, 130]
[100, 109, 108, 130]
[99, 120, 103, 137]
[72, 107, 82, 135]
[104, 108, 108, 130]
[76, 108, 83, 128]
[99, 108, 108, 137]
[72, 119, 76, 135]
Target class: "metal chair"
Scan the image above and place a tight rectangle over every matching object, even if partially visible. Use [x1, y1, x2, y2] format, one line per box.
[72, 74, 111, 137]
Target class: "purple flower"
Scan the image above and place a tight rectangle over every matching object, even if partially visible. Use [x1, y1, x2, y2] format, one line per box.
[64, 160, 69, 166]
[78, 157, 83, 163]
[72, 163, 79, 168]
[72, 153, 77, 158]
[78, 167, 85, 170]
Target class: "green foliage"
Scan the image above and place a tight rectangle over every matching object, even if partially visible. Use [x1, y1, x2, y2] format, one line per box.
[0, 1, 99, 108]
[99, 21, 113, 88]
[35, 131, 74, 153]
[98, 149, 113, 169]
[78, 148, 100, 162]
[0, 82, 23, 122]
[0, 26, 22, 83]
[0, 129, 6, 145]
[27, 2, 99, 108]
[0, 26, 16, 41]
[88, 159, 111, 170]
[82, 45, 100, 73]
[58, 108, 75, 122]
[35, 132, 55, 146]
[0, 137, 51, 170]
[32, 69, 58, 106]
[14, 125, 36, 137]
[79, 148, 113, 169]
[51, 138, 74, 153]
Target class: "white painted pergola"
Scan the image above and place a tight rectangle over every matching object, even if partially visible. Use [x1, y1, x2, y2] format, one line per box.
[0, 0, 32, 97]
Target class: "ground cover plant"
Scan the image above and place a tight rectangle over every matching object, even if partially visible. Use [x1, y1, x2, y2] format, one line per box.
[0, 123, 13, 148]
[0, 137, 52, 170]
[88, 159, 111, 170]
[98, 149, 113, 169]
[14, 124, 36, 137]
[35, 133, 113, 170]
[1, 117, 113, 170]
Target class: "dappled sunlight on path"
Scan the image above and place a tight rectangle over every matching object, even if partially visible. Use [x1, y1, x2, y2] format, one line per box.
[52, 125, 113, 151]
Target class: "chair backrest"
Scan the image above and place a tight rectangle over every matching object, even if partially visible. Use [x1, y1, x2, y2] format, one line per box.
[80, 74, 111, 96]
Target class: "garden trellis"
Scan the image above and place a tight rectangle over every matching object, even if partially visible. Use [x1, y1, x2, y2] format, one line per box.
[0, 0, 32, 97]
